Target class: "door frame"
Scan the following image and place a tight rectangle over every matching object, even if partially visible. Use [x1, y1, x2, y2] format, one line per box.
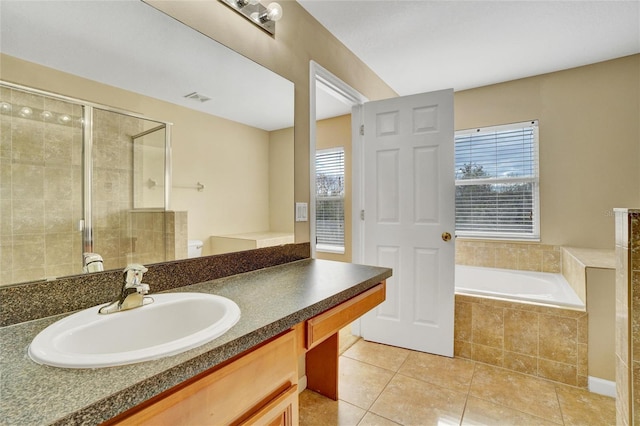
[309, 61, 367, 260]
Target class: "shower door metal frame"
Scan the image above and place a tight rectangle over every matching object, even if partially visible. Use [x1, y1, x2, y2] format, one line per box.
[0, 80, 173, 266]
[131, 123, 171, 211]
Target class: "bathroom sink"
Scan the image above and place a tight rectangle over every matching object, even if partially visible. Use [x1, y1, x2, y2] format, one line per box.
[28, 293, 241, 368]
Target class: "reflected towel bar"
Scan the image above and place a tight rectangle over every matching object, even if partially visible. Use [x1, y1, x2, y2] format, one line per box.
[147, 178, 205, 192]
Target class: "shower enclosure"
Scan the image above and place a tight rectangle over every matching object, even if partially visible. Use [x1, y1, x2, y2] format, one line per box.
[0, 82, 172, 286]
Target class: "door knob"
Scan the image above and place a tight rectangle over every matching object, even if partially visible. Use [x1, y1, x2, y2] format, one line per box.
[442, 232, 452, 242]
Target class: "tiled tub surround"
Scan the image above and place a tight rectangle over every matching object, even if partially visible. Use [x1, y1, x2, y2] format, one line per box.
[455, 294, 588, 388]
[562, 246, 616, 305]
[456, 239, 562, 273]
[561, 246, 616, 387]
[0, 242, 310, 326]
[0, 257, 392, 425]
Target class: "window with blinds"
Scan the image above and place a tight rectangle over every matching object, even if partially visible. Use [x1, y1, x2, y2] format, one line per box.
[455, 120, 539, 240]
[316, 147, 345, 252]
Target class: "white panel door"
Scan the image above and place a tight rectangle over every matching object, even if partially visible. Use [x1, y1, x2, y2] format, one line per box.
[360, 89, 455, 356]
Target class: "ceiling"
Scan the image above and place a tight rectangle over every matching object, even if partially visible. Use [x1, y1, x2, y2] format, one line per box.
[2, 1, 638, 125]
[298, 0, 640, 97]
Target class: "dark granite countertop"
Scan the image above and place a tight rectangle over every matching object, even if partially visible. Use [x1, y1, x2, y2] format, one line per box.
[0, 259, 391, 425]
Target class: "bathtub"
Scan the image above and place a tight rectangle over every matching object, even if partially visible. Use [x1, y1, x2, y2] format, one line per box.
[455, 265, 585, 310]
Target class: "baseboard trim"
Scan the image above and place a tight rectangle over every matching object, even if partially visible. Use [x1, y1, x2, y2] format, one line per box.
[298, 375, 307, 394]
[588, 376, 616, 397]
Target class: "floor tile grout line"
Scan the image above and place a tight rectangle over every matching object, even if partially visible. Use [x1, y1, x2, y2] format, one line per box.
[468, 361, 566, 425]
[349, 366, 400, 425]
[363, 343, 413, 422]
[340, 349, 412, 375]
[466, 394, 565, 426]
[554, 382, 567, 426]
[459, 360, 478, 425]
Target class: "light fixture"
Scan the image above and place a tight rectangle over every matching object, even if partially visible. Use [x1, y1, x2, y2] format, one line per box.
[58, 114, 71, 124]
[219, 0, 283, 35]
[2, 102, 78, 126]
[0, 102, 12, 114]
[19, 106, 33, 118]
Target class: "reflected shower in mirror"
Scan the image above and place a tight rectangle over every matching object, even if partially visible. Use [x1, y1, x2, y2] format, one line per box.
[0, 1, 295, 287]
[0, 84, 174, 284]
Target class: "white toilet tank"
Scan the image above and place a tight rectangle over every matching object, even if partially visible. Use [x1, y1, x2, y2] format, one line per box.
[187, 240, 203, 258]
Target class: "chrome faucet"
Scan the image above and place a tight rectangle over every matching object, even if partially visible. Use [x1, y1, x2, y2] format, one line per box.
[82, 252, 104, 273]
[98, 264, 154, 314]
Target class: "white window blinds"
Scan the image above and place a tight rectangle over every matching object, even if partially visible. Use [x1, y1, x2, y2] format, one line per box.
[315, 147, 345, 252]
[455, 120, 540, 240]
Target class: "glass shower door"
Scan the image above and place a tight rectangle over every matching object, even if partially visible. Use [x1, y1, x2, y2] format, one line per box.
[90, 108, 168, 270]
[0, 84, 84, 285]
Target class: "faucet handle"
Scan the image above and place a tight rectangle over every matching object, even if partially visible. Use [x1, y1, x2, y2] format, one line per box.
[123, 264, 148, 286]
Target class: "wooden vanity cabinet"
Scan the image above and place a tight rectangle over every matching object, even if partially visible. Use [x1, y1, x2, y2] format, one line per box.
[108, 281, 386, 425]
[303, 282, 386, 400]
[109, 330, 298, 426]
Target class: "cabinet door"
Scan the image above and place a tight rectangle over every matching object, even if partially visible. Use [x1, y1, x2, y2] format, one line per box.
[113, 331, 297, 425]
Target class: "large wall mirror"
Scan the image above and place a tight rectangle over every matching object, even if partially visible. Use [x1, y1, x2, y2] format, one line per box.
[0, 1, 294, 287]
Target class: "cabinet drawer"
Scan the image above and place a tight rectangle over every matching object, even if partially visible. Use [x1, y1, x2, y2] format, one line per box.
[306, 282, 385, 349]
[113, 330, 297, 426]
[239, 383, 298, 426]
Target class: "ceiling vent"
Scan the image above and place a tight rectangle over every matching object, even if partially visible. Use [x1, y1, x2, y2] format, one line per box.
[184, 92, 212, 103]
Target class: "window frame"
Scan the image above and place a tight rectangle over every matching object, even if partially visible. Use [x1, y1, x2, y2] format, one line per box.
[454, 120, 540, 241]
[315, 146, 346, 254]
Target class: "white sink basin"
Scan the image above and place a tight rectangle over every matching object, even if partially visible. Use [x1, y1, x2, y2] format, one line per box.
[28, 293, 241, 369]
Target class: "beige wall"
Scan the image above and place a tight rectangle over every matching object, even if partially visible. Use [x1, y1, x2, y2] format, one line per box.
[315, 115, 352, 263]
[269, 127, 295, 233]
[168, 106, 272, 256]
[1, 54, 292, 259]
[455, 55, 640, 249]
[145, 0, 398, 245]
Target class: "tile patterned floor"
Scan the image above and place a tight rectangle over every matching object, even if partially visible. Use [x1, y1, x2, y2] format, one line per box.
[299, 339, 615, 426]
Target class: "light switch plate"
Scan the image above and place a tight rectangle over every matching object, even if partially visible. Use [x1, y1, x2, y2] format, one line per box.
[295, 202, 308, 222]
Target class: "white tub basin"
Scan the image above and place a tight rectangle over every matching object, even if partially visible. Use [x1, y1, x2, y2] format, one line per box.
[28, 293, 241, 368]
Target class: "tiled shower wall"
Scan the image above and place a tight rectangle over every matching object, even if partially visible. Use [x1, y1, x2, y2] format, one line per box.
[615, 209, 639, 426]
[0, 86, 84, 285]
[455, 239, 562, 273]
[130, 210, 188, 264]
